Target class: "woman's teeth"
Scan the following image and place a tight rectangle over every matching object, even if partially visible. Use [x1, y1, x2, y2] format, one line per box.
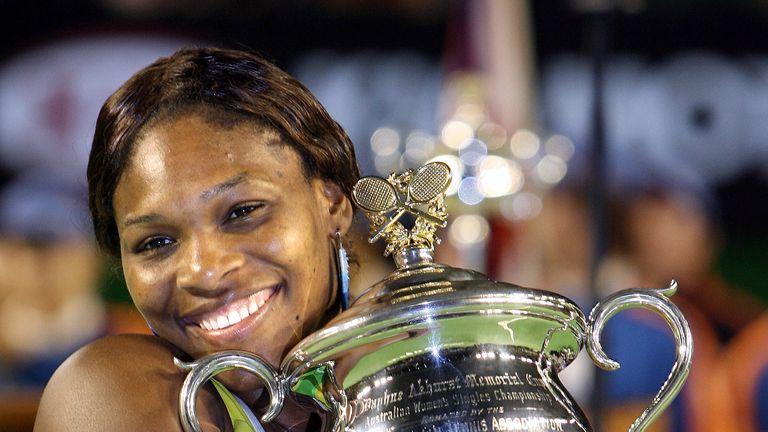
[198, 290, 272, 331]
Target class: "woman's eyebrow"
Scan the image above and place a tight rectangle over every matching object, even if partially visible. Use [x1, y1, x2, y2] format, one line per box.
[123, 213, 162, 227]
[199, 172, 250, 201]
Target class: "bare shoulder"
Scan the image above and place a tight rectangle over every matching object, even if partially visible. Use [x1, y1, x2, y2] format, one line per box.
[34, 334, 226, 432]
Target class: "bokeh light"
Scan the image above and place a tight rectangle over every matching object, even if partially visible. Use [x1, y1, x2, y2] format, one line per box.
[449, 214, 490, 245]
[544, 134, 576, 161]
[457, 176, 484, 205]
[535, 154, 568, 184]
[459, 138, 488, 166]
[441, 120, 474, 150]
[509, 129, 541, 160]
[476, 121, 508, 150]
[500, 191, 543, 221]
[404, 130, 436, 165]
[454, 103, 487, 128]
[477, 155, 524, 198]
[370, 127, 401, 156]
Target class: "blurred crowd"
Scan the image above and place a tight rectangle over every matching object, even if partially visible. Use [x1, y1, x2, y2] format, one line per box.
[2, 1, 768, 431]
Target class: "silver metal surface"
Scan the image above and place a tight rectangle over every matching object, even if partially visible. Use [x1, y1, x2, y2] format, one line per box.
[392, 246, 434, 269]
[174, 351, 284, 432]
[587, 280, 693, 432]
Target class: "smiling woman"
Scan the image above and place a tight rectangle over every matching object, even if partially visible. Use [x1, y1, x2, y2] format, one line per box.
[33, 48, 359, 431]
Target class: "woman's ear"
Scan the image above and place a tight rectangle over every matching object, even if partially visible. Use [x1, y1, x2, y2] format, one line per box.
[319, 180, 353, 235]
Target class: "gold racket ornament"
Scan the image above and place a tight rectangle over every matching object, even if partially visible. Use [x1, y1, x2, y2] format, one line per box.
[352, 161, 451, 259]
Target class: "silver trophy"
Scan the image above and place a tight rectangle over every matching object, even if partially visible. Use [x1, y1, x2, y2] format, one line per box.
[176, 162, 693, 432]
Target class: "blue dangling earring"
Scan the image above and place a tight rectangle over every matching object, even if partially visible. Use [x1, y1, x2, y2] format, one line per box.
[336, 231, 350, 310]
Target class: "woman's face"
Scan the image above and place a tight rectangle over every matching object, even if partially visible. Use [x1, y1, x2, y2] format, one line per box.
[113, 113, 351, 367]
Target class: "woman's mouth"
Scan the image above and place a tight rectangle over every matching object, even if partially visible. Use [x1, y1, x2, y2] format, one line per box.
[192, 287, 277, 333]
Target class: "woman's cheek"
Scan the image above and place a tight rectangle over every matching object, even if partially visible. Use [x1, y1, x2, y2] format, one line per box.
[125, 266, 167, 317]
[261, 235, 285, 259]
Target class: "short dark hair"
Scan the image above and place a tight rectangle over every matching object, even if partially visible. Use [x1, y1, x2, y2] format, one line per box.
[88, 47, 359, 257]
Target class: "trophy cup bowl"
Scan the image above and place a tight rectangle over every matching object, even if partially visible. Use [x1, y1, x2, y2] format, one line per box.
[176, 162, 693, 432]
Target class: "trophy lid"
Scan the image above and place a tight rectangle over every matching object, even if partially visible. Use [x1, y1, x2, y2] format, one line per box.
[283, 163, 586, 385]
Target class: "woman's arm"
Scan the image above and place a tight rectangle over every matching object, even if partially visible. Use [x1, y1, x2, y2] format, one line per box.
[34, 334, 229, 432]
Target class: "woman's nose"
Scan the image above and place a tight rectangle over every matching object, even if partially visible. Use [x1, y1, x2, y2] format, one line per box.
[175, 235, 243, 296]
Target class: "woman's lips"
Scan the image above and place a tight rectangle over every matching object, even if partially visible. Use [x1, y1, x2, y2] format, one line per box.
[192, 287, 277, 332]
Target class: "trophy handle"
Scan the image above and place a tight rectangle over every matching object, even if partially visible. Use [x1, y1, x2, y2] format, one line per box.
[174, 351, 285, 432]
[286, 361, 347, 432]
[318, 364, 347, 432]
[586, 280, 693, 432]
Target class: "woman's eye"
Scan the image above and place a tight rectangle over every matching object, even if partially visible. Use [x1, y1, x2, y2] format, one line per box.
[135, 236, 175, 254]
[226, 203, 264, 221]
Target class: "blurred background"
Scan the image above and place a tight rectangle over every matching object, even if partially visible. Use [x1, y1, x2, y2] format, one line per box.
[1, 0, 767, 430]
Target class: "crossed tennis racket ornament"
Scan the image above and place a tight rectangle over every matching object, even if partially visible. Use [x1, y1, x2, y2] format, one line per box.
[176, 162, 693, 432]
[352, 161, 451, 257]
